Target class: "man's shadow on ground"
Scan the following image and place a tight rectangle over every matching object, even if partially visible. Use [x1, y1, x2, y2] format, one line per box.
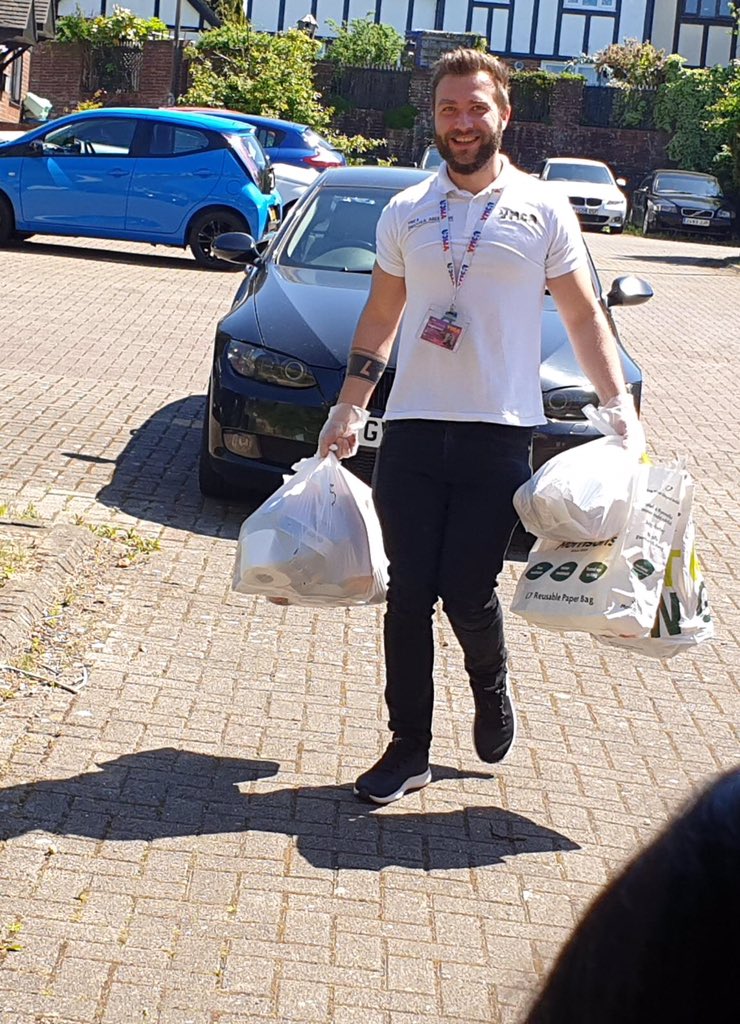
[0, 748, 578, 871]
[77, 394, 534, 558]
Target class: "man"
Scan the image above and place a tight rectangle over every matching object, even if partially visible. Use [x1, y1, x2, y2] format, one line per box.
[318, 48, 643, 805]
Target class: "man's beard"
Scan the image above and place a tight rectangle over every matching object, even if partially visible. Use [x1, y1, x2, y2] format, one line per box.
[435, 125, 503, 175]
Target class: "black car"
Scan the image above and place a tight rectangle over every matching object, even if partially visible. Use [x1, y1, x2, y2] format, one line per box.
[199, 166, 651, 500]
[631, 169, 736, 238]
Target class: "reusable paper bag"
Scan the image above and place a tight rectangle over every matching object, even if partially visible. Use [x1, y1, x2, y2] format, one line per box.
[510, 460, 687, 638]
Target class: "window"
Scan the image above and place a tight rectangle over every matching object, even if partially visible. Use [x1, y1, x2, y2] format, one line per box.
[564, 0, 617, 10]
[255, 127, 283, 149]
[10, 52, 23, 105]
[683, 0, 733, 16]
[148, 123, 211, 156]
[43, 117, 137, 156]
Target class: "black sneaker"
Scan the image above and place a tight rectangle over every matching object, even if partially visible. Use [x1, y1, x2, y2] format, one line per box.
[354, 737, 431, 804]
[472, 674, 517, 763]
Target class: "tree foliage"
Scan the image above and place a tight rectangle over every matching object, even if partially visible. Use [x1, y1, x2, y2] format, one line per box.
[183, 22, 331, 130]
[325, 15, 405, 68]
[594, 38, 670, 89]
[182, 21, 387, 163]
[56, 5, 167, 45]
[655, 60, 733, 179]
[705, 63, 740, 194]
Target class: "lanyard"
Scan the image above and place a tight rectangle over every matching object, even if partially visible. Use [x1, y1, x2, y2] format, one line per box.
[439, 196, 496, 314]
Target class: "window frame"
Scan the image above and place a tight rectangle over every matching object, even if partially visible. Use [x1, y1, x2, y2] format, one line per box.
[682, 0, 734, 20]
[563, 0, 617, 11]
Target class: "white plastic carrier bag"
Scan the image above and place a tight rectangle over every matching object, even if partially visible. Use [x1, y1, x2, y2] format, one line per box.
[513, 406, 640, 543]
[232, 454, 388, 607]
[597, 475, 714, 658]
[510, 459, 687, 638]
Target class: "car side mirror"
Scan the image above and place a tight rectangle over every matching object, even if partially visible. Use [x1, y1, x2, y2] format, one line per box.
[212, 231, 262, 266]
[616, 177, 627, 187]
[606, 275, 653, 308]
[28, 140, 44, 155]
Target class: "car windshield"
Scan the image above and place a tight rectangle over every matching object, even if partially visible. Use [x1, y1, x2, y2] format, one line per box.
[279, 185, 393, 273]
[421, 146, 442, 169]
[546, 163, 613, 184]
[654, 173, 721, 197]
[303, 128, 335, 152]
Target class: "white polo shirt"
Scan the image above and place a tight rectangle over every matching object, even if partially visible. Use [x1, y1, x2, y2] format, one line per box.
[375, 156, 587, 426]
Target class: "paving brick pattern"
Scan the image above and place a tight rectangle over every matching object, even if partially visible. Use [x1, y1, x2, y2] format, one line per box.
[0, 231, 737, 1023]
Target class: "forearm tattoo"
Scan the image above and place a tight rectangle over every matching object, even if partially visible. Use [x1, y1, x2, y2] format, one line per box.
[347, 350, 388, 384]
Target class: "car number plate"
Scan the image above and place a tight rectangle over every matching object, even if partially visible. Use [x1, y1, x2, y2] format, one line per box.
[360, 417, 384, 448]
[683, 216, 710, 226]
[572, 206, 589, 215]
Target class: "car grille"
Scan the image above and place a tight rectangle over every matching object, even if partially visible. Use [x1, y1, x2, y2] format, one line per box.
[680, 207, 713, 218]
[368, 369, 395, 414]
[569, 196, 602, 208]
[578, 214, 609, 225]
[344, 448, 376, 486]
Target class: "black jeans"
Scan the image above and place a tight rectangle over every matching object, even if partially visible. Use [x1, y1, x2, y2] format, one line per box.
[372, 419, 533, 747]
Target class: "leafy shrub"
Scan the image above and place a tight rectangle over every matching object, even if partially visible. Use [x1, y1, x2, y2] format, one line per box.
[383, 104, 418, 130]
[183, 22, 331, 131]
[56, 5, 168, 45]
[326, 16, 405, 69]
[594, 39, 670, 89]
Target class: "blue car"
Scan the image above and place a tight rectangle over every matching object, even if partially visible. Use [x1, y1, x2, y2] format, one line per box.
[0, 108, 281, 268]
[177, 108, 346, 171]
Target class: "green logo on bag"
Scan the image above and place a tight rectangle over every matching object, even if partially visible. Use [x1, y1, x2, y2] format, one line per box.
[579, 561, 608, 584]
[551, 561, 577, 581]
[632, 559, 655, 580]
[525, 561, 553, 580]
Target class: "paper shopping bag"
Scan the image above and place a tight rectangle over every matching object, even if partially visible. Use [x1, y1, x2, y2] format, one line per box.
[597, 475, 714, 658]
[510, 460, 687, 638]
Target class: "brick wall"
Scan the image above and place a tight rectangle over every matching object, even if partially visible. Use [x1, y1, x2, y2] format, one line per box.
[29, 40, 184, 116]
[26, 45, 671, 187]
[28, 41, 85, 115]
[0, 50, 31, 124]
[332, 73, 670, 188]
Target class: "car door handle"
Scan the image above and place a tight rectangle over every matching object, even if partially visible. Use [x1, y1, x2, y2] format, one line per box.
[194, 169, 215, 178]
[107, 168, 129, 178]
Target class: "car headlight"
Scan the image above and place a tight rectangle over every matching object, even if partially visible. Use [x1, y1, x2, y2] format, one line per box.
[651, 201, 674, 212]
[542, 387, 599, 420]
[717, 209, 733, 219]
[226, 340, 317, 388]
[604, 199, 625, 208]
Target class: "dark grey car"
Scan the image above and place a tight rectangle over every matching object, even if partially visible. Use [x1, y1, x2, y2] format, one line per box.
[198, 166, 652, 502]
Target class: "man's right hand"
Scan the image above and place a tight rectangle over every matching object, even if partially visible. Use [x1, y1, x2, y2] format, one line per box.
[317, 403, 370, 459]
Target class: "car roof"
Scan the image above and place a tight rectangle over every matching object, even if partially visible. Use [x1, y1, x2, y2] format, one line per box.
[545, 157, 610, 167]
[179, 108, 310, 134]
[69, 106, 258, 135]
[652, 168, 716, 178]
[319, 166, 434, 188]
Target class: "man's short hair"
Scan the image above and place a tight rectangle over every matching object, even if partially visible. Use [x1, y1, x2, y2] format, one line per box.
[431, 48, 510, 114]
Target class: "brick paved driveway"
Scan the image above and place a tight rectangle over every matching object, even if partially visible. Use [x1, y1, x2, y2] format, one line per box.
[0, 231, 738, 1024]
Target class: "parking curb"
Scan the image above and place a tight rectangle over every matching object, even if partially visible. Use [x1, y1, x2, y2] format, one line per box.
[0, 523, 98, 659]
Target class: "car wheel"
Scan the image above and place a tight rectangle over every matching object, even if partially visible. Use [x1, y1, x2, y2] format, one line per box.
[0, 195, 15, 245]
[14, 231, 34, 241]
[198, 391, 229, 498]
[188, 208, 248, 270]
[642, 208, 651, 236]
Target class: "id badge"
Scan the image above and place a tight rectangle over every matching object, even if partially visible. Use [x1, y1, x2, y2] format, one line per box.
[418, 306, 468, 353]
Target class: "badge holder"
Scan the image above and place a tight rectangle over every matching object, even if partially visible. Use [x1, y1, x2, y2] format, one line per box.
[418, 306, 469, 353]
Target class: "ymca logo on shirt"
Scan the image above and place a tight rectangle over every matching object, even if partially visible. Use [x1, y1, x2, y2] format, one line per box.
[497, 206, 539, 226]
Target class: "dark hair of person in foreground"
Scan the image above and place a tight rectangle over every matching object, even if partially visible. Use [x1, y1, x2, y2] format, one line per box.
[523, 768, 740, 1024]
